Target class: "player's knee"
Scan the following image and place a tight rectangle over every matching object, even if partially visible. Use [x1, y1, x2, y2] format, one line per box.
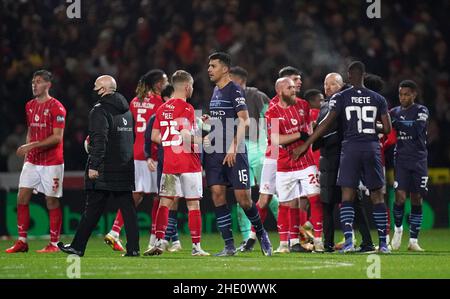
[45, 197, 60, 209]
[132, 193, 143, 206]
[160, 197, 173, 207]
[237, 199, 252, 210]
[17, 195, 29, 205]
[410, 193, 423, 206]
[17, 189, 32, 205]
[395, 191, 407, 204]
[186, 200, 200, 210]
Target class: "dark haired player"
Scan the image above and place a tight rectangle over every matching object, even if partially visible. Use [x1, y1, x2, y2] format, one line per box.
[204, 52, 272, 256]
[390, 80, 429, 252]
[6, 70, 66, 254]
[294, 61, 392, 253]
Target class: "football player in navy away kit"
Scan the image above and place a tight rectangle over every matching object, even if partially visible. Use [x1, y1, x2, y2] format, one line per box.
[295, 61, 392, 253]
[390, 80, 429, 252]
[203, 52, 272, 256]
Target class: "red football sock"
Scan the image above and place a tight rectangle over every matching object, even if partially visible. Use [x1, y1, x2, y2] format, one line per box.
[278, 205, 290, 242]
[188, 209, 202, 244]
[309, 195, 323, 238]
[17, 204, 30, 240]
[151, 196, 160, 235]
[155, 205, 169, 240]
[290, 207, 300, 240]
[257, 202, 268, 223]
[111, 210, 123, 234]
[49, 207, 62, 243]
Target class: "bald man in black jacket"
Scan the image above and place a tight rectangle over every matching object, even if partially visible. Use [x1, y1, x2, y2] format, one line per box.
[58, 75, 139, 257]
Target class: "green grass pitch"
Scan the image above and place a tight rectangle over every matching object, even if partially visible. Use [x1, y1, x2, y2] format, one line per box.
[1, 229, 449, 279]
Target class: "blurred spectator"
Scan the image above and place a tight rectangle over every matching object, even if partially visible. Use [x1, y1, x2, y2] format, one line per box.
[1, 0, 449, 170]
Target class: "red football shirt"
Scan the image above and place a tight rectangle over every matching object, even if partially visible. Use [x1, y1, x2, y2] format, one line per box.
[153, 98, 201, 174]
[25, 97, 66, 165]
[310, 108, 321, 167]
[130, 93, 164, 160]
[266, 98, 315, 172]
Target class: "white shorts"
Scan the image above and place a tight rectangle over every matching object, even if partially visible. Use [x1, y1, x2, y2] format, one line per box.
[276, 165, 320, 203]
[134, 160, 158, 194]
[19, 162, 64, 198]
[159, 172, 203, 199]
[259, 158, 277, 195]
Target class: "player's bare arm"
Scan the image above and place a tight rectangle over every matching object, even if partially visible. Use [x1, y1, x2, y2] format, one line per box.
[17, 128, 64, 157]
[293, 110, 337, 160]
[272, 131, 303, 146]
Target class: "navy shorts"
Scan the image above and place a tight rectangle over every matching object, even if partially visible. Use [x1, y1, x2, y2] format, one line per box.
[204, 152, 250, 190]
[394, 158, 428, 196]
[337, 148, 384, 190]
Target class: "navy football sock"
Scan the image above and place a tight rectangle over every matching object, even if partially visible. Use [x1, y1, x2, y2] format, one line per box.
[409, 205, 423, 239]
[215, 204, 234, 248]
[373, 203, 388, 245]
[165, 210, 178, 242]
[393, 203, 404, 228]
[340, 202, 355, 245]
[243, 202, 264, 236]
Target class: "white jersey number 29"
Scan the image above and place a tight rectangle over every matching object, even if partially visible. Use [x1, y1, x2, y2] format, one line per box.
[345, 106, 377, 134]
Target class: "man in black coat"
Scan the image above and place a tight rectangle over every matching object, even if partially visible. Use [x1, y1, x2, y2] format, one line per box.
[58, 75, 140, 257]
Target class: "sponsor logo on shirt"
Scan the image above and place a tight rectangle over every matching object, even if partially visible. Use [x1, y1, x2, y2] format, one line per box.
[34, 114, 40, 122]
[211, 111, 226, 116]
[56, 115, 65, 122]
[117, 117, 132, 132]
[290, 118, 298, 126]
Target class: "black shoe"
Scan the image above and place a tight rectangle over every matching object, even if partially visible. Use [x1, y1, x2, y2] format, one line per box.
[290, 243, 312, 253]
[240, 238, 256, 252]
[356, 244, 376, 253]
[122, 250, 140, 257]
[324, 245, 335, 253]
[57, 242, 84, 257]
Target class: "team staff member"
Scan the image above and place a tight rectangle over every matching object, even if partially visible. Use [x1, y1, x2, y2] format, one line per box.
[58, 75, 140, 257]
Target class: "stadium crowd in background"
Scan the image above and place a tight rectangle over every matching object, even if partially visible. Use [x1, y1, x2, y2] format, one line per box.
[1, 0, 450, 171]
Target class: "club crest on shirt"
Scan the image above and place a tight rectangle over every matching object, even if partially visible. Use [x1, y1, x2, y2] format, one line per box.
[235, 97, 246, 107]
